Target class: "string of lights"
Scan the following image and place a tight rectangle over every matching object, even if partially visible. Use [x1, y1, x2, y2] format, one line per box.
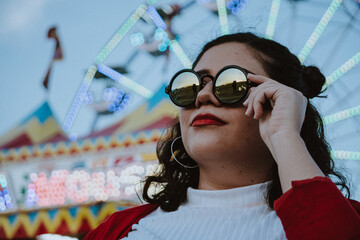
[97, 64, 154, 99]
[24, 164, 154, 208]
[103, 87, 131, 114]
[0, 173, 13, 212]
[169, 40, 192, 69]
[324, 51, 360, 88]
[216, 0, 230, 35]
[331, 150, 360, 161]
[265, 0, 281, 40]
[145, 6, 172, 52]
[226, 0, 248, 16]
[322, 104, 360, 125]
[298, 0, 343, 63]
[130, 32, 145, 46]
[153, 28, 172, 52]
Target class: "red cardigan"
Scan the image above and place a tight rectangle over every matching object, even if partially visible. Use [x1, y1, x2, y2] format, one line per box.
[84, 177, 360, 240]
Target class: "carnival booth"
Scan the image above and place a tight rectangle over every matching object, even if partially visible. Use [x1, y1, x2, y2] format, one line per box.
[0, 85, 177, 239]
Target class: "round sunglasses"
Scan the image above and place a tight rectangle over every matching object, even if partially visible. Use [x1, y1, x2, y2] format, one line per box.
[165, 65, 256, 107]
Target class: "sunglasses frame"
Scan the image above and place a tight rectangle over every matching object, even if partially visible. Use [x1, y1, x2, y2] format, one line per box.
[165, 65, 255, 107]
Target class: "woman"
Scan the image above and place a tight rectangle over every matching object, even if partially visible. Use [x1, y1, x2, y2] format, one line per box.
[85, 33, 360, 240]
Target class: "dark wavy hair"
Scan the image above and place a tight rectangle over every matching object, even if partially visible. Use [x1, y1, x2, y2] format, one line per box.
[142, 32, 351, 211]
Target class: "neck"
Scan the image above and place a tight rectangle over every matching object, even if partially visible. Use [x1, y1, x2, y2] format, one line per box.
[196, 152, 274, 190]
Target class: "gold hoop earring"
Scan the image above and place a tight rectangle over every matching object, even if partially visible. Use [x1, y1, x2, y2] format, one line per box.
[171, 137, 198, 169]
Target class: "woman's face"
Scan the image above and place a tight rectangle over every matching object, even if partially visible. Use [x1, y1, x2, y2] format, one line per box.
[179, 42, 271, 164]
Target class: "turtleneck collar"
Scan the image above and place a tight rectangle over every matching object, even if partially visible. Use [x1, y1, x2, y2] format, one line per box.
[183, 181, 271, 209]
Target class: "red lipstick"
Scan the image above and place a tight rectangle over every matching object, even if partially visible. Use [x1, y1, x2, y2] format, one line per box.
[191, 113, 226, 126]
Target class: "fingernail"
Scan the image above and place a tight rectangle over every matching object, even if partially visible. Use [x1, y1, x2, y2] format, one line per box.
[243, 99, 248, 106]
[253, 113, 257, 119]
[245, 108, 249, 116]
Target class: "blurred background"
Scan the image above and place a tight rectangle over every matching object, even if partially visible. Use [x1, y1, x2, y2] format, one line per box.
[0, 0, 359, 239]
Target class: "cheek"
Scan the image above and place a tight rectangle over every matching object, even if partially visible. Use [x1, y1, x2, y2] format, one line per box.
[228, 111, 260, 139]
[179, 109, 194, 154]
[239, 119, 264, 147]
[179, 110, 185, 133]
[179, 109, 190, 132]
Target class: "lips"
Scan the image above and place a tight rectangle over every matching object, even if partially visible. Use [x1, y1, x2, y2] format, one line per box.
[191, 113, 226, 126]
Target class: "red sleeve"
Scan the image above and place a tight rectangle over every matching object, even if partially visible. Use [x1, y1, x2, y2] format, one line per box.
[274, 176, 360, 240]
[83, 204, 158, 240]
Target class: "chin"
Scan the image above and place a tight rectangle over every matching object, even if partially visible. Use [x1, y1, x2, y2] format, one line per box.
[185, 137, 227, 157]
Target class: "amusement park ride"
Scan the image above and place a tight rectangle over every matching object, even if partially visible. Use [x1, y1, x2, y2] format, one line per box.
[0, 0, 359, 238]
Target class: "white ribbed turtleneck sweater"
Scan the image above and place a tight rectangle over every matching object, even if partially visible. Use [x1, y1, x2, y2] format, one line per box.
[124, 181, 287, 240]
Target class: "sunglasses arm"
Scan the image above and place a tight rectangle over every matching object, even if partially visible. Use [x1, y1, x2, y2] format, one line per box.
[249, 81, 258, 88]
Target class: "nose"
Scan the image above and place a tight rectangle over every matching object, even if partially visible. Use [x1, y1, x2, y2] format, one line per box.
[195, 81, 222, 108]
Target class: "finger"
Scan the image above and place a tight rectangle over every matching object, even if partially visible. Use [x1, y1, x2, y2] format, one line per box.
[243, 87, 253, 113]
[246, 82, 276, 117]
[245, 98, 252, 117]
[253, 92, 266, 119]
[243, 86, 253, 107]
[247, 86, 260, 117]
[245, 87, 256, 117]
[247, 73, 276, 85]
[249, 85, 278, 119]
[243, 98, 249, 106]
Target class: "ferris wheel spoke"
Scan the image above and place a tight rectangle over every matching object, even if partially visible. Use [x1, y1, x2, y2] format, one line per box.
[169, 40, 192, 68]
[331, 150, 360, 161]
[147, 6, 167, 30]
[62, 3, 161, 136]
[321, 83, 360, 118]
[322, 8, 360, 69]
[97, 64, 154, 99]
[323, 104, 360, 125]
[324, 50, 360, 88]
[298, 0, 343, 64]
[265, 0, 281, 40]
[216, 0, 230, 35]
[62, 66, 97, 134]
[95, 4, 147, 64]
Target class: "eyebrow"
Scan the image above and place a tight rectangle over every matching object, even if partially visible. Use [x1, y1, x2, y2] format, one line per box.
[195, 67, 255, 76]
[195, 69, 211, 76]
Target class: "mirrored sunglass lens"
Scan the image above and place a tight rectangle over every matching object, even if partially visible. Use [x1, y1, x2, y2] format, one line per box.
[215, 68, 248, 103]
[171, 72, 200, 106]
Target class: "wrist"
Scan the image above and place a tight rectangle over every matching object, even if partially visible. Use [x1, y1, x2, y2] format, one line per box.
[266, 131, 303, 154]
[265, 131, 325, 193]
[269, 130, 302, 143]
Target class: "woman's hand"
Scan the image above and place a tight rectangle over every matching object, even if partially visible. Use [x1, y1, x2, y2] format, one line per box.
[243, 74, 325, 192]
[243, 74, 308, 149]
